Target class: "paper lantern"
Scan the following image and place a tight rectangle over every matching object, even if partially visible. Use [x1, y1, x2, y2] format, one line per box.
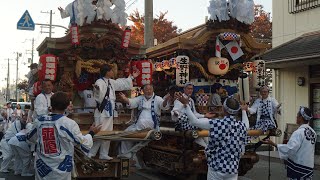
[244, 62, 253, 72]
[252, 60, 266, 89]
[38, 54, 58, 81]
[121, 27, 131, 48]
[71, 25, 80, 45]
[207, 57, 229, 75]
[131, 60, 153, 87]
[33, 81, 42, 96]
[176, 55, 190, 87]
[169, 58, 177, 68]
[162, 60, 170, 70]
[155, 62, 163, 71]
[238, 73, 250, 103]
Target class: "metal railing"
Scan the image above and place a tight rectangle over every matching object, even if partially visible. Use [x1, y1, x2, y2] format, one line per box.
[289, 0, 320, 14]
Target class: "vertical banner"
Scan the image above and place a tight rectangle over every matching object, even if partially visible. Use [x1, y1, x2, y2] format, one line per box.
[132, 60, 153, 87]
[176, 56, 189, 87]
[71, 25, 80, 45]
[39, 54, 58, 81]
[252, 60, 266, 89]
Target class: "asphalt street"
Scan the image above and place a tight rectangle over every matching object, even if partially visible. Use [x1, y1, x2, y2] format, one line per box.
[1, 159, 320, 180]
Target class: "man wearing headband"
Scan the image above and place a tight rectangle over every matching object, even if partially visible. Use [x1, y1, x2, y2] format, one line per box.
[171, 82, 215, 147]
[248, 85, 281, 133]
[88, 65, 139, 160]
[176, 95, 249, 179]
[263, 106, 316, 180]
[118, 84, 171, 160]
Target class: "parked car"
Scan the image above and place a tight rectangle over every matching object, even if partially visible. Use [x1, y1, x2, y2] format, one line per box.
[11, 102, 31, 110]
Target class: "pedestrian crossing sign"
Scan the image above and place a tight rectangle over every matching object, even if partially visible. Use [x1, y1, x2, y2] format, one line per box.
[17, 10, 35, 31]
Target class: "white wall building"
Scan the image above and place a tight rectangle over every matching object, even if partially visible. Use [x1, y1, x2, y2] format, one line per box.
[262, 0, 320, 153]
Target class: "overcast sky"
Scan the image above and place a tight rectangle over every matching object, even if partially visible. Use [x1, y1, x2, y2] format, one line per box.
[0, 0, 272, 88]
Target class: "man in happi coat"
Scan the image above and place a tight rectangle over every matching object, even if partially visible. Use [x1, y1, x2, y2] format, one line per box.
[27, 92, 100, 180]
[176, 94, 249, 180]
[118, 84, 171, 158]
[8, 112, 33, 176]
[34, 79, 54, 118]
[263, 106, 316, 180]
[0, 111, 31, 174]
[171, 82, 215, 147]
[87, 65, 139, 160]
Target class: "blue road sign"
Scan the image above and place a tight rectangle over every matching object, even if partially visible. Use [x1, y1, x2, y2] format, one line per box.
[17, 10, 35, 31]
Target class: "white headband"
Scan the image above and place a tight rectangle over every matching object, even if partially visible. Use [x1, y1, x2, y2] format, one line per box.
[299, 106, 313, 121]
[223, 97, 240, 115]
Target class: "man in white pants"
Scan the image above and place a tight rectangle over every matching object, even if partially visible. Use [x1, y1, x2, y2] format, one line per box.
[8, 112, 33, 176]
[88, 65, 139, 160]
[118, 84, 171, 158]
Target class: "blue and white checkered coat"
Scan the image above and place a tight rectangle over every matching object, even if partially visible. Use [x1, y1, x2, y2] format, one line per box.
[206, 115, 247, 174]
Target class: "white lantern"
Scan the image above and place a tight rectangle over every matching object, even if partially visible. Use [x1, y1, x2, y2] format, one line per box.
[155, 62, 163, 71]
[169, 58, 177, 68]
[252, 60, 266, 89]
[207, 57, 229, 75]
[162, 60, 170, 70]
[244, 62, 253, 72]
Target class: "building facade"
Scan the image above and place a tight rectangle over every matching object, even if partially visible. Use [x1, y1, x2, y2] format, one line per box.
[262, 0, 320, 153]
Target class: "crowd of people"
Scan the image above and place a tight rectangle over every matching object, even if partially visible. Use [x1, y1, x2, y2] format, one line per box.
[0, 64, 317, 179]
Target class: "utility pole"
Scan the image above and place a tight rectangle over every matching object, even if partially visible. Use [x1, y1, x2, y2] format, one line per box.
[40, 10, 55, 38]
[31, 38, 34, 63]
[6, 58, 10, 102]
[15, 52, 21, 102]
[144, 0, 154, 48]
[24, 38, 35, 64]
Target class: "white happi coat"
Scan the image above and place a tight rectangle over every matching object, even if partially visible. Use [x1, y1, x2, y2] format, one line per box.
[94, 77, 133, 119]
[27, 114, 93, 180]
[78, 90, 96, 113]
[8, 121, 32, 151]
[89, 77, 132, 159]
[119, 94, 169, 157]
[0, 120, 27, 172]
[34, 92, 54, 117]
[248, 96, 279, 124]
[171, 93, 204, 122]
[127, 94, 170, 130]
[277, 124, 316, 179]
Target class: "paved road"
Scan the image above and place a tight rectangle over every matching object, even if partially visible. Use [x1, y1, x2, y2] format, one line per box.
[1, 159, 320, 179]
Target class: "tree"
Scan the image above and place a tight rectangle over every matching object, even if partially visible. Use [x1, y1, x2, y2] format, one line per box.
[17, 79, 28, 92]
[250, 5, 272, 44]
[129, 10, 181, 45]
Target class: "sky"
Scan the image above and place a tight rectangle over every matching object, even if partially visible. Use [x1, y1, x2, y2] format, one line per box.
[0, 0, 272, 88]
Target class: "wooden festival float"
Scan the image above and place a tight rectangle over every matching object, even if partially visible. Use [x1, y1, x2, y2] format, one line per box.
[35, 20, 162, 179]
[140, 19, 274, 178]
[33, 12, 277, 180]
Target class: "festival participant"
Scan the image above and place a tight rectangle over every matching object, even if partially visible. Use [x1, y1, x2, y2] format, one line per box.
[87, 65, 139, 160]
[8, 112, 33, 176]
[171, 82, 215, 147]
[262, 106, 316, 180]
[176, 94, 249, 180]
[247, 85, 281, 150]
[118, 84, 171, 158]
[0, 110, 29, 173]
[208, 83, 223, 106]
[12, 104, 23, 121]
[27, 91, 100, 180]
[34, 79, 54, 117]
[78, 87, 96, 113]
[6, 102, 13, 122]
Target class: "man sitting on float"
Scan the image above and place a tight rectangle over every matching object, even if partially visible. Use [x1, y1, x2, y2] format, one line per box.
[117, 84, 172, 160]
[246, 85, 281, 151]
[171, 82, 215, 147]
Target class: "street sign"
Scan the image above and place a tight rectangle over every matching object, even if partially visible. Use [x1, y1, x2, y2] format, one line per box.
[17, 10, 35, 31]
